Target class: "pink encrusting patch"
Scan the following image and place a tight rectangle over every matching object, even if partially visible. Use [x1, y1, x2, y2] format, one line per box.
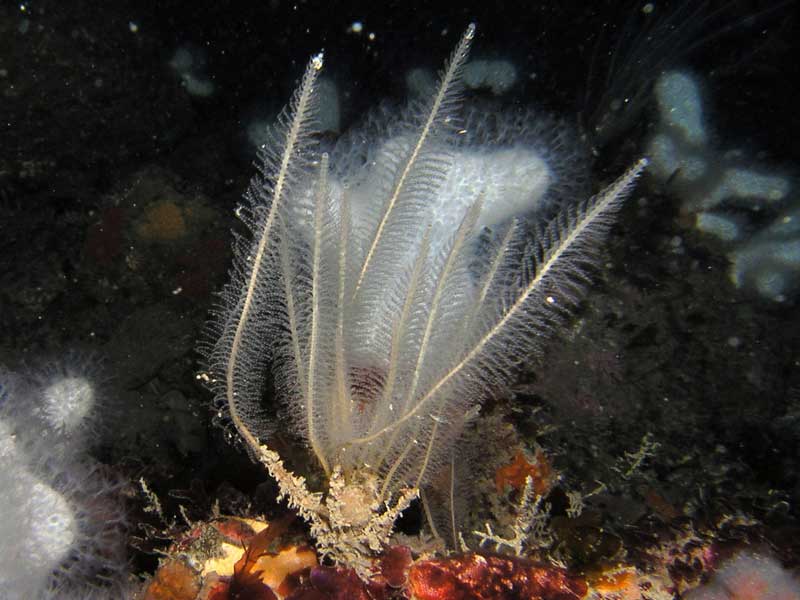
[685, 550, 800, 600]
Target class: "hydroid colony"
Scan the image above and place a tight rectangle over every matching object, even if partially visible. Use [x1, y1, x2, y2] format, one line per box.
[201, 24, 646, 569]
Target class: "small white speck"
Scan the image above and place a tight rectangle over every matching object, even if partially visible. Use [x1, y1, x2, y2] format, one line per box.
[546, 296, 555, 304]
[348, 21, 363, 34]
[129, 21, 139, 33]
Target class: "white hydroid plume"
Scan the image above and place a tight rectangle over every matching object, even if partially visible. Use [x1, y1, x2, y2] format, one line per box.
[201, 24, 646, 564]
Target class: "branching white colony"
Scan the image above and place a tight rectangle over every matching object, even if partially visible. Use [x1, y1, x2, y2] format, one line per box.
[200, 23, 646, 572]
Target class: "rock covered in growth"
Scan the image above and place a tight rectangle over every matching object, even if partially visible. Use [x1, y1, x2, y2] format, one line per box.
[409, 554, 588, 600]
[140, 514, 590, 600]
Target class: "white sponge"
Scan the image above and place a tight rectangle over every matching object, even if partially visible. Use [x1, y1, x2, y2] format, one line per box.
[685, 550, 800, 600]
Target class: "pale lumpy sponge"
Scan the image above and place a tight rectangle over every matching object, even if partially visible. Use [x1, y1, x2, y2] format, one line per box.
[685, 550, 800, 600]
